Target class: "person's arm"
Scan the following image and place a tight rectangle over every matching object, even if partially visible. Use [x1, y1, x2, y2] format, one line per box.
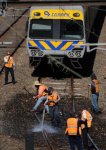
[33, 95, 39, 99]
[79, 119, 87, 127]
[12, 58, 16, 70]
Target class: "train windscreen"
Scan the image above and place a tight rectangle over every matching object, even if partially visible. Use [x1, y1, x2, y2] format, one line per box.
[29, 19, 84, 40]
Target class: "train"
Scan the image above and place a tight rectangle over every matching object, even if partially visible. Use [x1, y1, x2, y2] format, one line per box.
[26, 5, 86, 66]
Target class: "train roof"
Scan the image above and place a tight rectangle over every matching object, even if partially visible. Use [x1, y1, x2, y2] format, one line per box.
[30, 5, 84, 11]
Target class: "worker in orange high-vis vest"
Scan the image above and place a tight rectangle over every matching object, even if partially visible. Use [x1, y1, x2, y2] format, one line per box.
[81, 109, 93, 149]
[89, 73, 100, 114]
[44, 87, 61, 127]
[4, 52, 16, 85]
[31, 81, 49, 113]
[65, 113, 86, 150]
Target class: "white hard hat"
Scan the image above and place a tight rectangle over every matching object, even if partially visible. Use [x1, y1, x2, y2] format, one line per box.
[34, 81, 41, 86]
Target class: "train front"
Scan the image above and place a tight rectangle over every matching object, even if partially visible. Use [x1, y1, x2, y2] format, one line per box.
[27, 6, 86, 66]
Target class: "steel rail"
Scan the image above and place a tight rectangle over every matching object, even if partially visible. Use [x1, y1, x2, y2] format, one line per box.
[7, 0, 106, 4]
[23, 86, 55, 150]
[87, 133, 100, 150]
[70, 77, 101, 150]
[0, 7, 30, 38]
[34, 110, 56, 150]
[0, 35, 26, 74]
[6, 1, 106, 7]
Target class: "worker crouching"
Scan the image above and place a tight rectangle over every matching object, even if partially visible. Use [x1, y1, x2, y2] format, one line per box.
[44, 87, 61, 128]
[65, 113, 86, 150]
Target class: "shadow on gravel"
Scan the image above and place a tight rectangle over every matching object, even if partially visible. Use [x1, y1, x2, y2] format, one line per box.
[31, 57, 94, 78]
[2, 93, 36, 139]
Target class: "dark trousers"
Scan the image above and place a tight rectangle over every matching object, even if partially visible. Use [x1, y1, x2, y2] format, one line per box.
[68, 135, 84, 150]
[49, 105, 61, 127]
[5, 67, 15, 83]
[82, 128, 89, 149]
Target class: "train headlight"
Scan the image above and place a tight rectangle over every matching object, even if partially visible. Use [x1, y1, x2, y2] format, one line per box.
[34, 12, 40, 16]
[38, 51, 44, 57]
[73, 13, 80, 17]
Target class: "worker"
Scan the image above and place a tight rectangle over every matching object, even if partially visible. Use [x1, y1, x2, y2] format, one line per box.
[31, 81, 49, 113]
[81, 109, 93, 149]
[88, 73, 101, 114]
[65, 113, 86, 150]
[4, 52, 16, 85]
[44, 87, 61, 127]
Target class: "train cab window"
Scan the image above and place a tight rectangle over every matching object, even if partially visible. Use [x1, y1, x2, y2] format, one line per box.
[60, 20, 84, 40]
[29, 19, 52, 39]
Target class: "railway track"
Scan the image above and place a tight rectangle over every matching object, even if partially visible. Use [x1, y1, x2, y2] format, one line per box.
[23, 76, 101, 150]
[0, 6, 30, 72]
[7, 0, 106, 6]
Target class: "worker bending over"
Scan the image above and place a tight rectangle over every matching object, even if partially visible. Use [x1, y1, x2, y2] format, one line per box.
[44, 87, 61, 127]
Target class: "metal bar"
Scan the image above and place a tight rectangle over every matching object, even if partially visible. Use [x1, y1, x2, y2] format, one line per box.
[87, 133, 100, 150]
[72, 43, 106, 46]
[23, 86, 34, 97]
[48, 55, 83, 78]
[7, 0, 106, 4]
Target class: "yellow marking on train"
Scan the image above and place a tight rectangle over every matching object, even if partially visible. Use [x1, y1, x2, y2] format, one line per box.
[75, 41, 84, 48]
[40, 41, 51, 50]
[61, 42, 73, 50]
[29, 40, 37, 46]
[50, 41, 62, 48]
[30, 9, 83, 20]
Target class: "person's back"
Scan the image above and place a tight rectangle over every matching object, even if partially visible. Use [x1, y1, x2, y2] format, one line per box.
[65, 113, 85, 150]
[65, 117, 81, 135]
[38, 84, 48, 97]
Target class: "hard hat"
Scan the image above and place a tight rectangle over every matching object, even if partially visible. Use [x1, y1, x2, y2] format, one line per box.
[34, 81, 41, 86]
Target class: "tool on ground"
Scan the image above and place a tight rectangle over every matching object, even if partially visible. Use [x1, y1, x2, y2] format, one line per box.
[23, 86, 34, 98]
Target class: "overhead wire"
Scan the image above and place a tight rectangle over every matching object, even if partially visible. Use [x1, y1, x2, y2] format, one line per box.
[4, 5, 106, 39]
[60, 7, 105, 39]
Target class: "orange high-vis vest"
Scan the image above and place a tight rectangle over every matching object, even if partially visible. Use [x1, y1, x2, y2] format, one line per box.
[4, 56, 15, 68]
[65, 118, 82, 135]
[48, 91, 58, 106]
[81, 110, 92, 129]
[93, 79, 99, 93]
[38, 85, 48, 97]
